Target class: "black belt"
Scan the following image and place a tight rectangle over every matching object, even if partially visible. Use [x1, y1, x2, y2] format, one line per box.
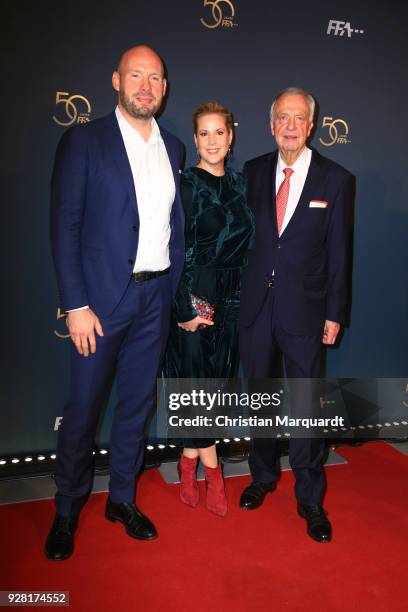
[131, 267, 170, 282]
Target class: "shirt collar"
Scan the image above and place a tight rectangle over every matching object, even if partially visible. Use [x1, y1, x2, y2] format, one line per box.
[277, 146, 311, 175]
[115, 106, 161, 145]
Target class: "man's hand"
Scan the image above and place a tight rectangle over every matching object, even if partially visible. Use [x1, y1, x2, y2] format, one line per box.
[322, 320, 340, 345]
[178, 316, 214, 332]
[66, 309, 104, 356]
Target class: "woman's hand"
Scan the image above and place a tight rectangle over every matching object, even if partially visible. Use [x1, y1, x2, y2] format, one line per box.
[177, 316, 214, 332]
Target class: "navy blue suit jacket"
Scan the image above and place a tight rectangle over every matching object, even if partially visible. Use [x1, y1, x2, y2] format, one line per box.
[239, 148, 353, 335]
[50, 111, 185, 316]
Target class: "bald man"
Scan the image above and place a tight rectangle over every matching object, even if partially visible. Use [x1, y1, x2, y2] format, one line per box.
[47, 46, 185, 560]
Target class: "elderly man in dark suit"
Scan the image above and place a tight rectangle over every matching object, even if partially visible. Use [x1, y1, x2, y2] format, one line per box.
[239, 87, 353, 542]
[47, 45, 185, 560]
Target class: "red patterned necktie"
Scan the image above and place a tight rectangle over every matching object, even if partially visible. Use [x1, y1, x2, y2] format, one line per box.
[276, 167, 294, 234]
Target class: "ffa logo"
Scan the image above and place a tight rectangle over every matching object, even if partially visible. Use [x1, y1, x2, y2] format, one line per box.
[320, 397, 336, 409]
[200, 0, 238, 29]
[52, 91, 92, 127]
[327, 20, 364, 37]
[319, 117, 351, 147]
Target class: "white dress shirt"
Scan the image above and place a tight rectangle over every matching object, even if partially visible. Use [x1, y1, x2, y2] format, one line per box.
[115, 106, 175, 273]
[275, 146, 312, 236]
[68, 109, 176, 312]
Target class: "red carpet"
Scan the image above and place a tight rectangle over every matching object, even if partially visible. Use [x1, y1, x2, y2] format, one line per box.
[1, 442, 407, 611]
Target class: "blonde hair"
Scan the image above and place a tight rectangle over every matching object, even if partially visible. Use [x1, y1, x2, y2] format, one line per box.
[192, 102, 234, 133]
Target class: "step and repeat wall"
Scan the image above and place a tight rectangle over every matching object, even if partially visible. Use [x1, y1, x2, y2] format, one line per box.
[1, 0, 407, 456]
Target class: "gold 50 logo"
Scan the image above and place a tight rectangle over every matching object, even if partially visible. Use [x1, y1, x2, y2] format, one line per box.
[54, 308, 70, 340]
[319, 116, 351, 147]
[200, 0, 238, 29]
[52, 91, 92, 127]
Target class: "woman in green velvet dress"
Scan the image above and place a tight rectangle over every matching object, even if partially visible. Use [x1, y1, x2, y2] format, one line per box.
[163, 102, 254, 516]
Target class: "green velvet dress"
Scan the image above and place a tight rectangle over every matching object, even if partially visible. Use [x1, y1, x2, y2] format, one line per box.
[163, 166, 254, 448]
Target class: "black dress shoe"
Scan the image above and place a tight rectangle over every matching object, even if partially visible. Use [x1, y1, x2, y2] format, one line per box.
[297, 504, 332, 543]
[240, 481, 276, 510]
[44, 514, 78, 561]
[105, 498, 158, 540]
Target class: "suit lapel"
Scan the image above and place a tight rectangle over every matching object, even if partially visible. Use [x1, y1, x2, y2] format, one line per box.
[103, 112, 139, 214]
[159, 127, 180, 191]
[103, 114, 181, 228]
[266, 152, 279, 237]
[280, 149, 323, 237]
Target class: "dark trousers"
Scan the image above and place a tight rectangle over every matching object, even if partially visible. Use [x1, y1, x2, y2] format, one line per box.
[55, 274, 172, 516]
[239, 290, 326, 506]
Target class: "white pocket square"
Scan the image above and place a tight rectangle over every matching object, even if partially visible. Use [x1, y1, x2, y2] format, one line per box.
[309, 200, 328, 208]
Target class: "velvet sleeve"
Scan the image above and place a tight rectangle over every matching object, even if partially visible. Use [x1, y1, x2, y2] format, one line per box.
[173, 179, 198, 323]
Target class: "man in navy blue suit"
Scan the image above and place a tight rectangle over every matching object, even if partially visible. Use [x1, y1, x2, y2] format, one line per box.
[239, 88, 353, 542]
[46, 45, 185, 560]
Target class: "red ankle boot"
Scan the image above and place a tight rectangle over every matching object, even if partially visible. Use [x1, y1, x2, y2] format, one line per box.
[204, 464, 227, 516]
[178, 455, 199, 507]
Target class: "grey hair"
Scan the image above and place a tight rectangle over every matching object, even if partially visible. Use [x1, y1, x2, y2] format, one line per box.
[270, 87, 315, 122]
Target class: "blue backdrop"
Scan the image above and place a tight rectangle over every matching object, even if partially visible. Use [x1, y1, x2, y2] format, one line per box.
[1, 0, 407, 455]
